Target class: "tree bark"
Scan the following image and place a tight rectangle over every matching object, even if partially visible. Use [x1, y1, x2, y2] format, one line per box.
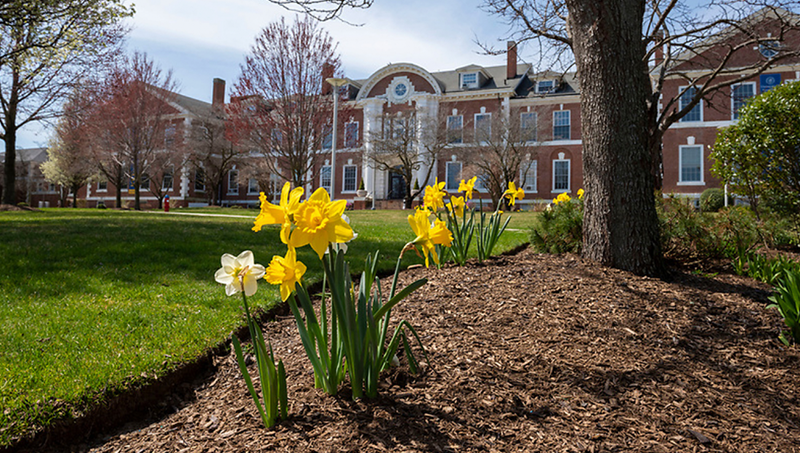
[3, 129, 16, 205]
[566, 0, 664, 277]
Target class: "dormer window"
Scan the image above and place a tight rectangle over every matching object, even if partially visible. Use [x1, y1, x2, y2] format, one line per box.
[536, 80, 555, 94]
[759, 40, 780, 58]
[461, 72, 479, 89]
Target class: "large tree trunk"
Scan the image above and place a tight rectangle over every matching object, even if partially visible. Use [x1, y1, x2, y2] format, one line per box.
[566, 0, 664, 277]
[2, 130, 16, 205]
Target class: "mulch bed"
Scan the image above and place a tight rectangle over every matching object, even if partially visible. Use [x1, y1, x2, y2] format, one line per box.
[27, 248, 800, 452]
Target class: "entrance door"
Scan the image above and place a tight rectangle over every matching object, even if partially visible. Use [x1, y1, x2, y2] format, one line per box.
[388, 167, 406, 200]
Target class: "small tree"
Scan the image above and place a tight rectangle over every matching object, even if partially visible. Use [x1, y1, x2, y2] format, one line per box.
[40, 92, 97, 208]
[367, 111, 448, 209]
[470, 112, 540, 208]
[229, 16, 341, 189]
[711, 81, 800, 218]
[188, 111, 248, 206]
[89, 51, 179, 210]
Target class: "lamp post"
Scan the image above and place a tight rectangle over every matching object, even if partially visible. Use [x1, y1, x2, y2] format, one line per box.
[325, 77, 348, 200]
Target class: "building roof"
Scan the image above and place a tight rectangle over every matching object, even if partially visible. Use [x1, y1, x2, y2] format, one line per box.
[429, 63, 533, 93]
[1, 147, 48, 164]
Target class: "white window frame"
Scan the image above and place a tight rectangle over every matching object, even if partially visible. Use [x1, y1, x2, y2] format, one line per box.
[320, 165, 332, 195]
[194, 168, 205, 192]
[474, 112, 492, 143]
[344, 121, 359, 148]
[227, 169, 239, 195]
[165, 126, 176, 146]
[162, 168, 174, 192]
[520, 111, 537, 142]
[139, 174, 150, 191]
[248, 178, 259, 195]
[447, 115, 463, 144]
[445, 161, 462, 192]
[678, 85, 703, 122]
[536, 80, 555, 94]
[678, 145, 705, 185]
[553, 110, 571, 141]
[460, 72, 478, 89]
[321, 124, 332, 150]
[552, 159, 571, 193]
[731, 82, 756, 120]
[522, 160, 537, 193]
[97, 180, 108, 192]
[342, 165, 358, 193]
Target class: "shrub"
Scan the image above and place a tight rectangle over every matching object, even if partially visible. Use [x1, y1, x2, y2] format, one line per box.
[768, 268, 800, 346]
[699, 188, 728, 212]
[531, 195, 583, 254]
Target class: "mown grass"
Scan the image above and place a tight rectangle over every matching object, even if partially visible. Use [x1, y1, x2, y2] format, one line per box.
[0, 208, 533, 445]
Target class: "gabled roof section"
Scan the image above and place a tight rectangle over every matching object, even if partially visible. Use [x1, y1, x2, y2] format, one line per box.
[518, 70, 580, 97]
[146, 83, 213, 117]
[431, 63, 533, 93]
[355, 63, 444, 102]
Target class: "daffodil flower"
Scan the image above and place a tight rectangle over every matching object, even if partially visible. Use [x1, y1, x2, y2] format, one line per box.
[214, 251, 266, 297]
[423, 179, 447, 211]
[503, 182, 525, 206]
[266, 247, 307, 301]
[446, 195, 465, 218]
[407, 208, 453, 267]
[577, 188, 585, 199]
[458, 176, 477, 200]
[289, 187, 355, 259]
[252, 182, 304, 244]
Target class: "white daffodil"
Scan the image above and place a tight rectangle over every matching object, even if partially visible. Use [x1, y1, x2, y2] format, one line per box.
[214, 250, 266, 297]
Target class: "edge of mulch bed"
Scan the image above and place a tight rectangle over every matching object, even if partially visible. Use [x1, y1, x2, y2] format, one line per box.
[3, 245, 532, 452]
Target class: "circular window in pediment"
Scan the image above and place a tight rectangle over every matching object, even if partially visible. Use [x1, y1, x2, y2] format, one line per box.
[387, 76, 414, 103]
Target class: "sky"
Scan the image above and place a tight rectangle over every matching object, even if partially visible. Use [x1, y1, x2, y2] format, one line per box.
[13, 0, 516, 149]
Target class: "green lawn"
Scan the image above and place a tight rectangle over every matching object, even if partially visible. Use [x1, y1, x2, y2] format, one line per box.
[0, 208, 533, 445]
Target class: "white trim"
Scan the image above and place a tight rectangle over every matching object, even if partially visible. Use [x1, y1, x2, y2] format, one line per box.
[227, 169, 239, 195]
[552, 158, 571, 193]
[344, 121, 359, 149]
[342, 164, 358, 193]
[520, 111, 537, 142]
[678, 144, 704, 184]
[247, 178, 260, 195]
[447, 114, 463, 144]
[669, 121, 734, 129]
[320, 164, 332, 195]
[356, 63, 443, 102]
[474, 112, 492, 142]
[522, 160, 537, 193]
[445, 161, 462, 192]
[552, 110, 571, 141]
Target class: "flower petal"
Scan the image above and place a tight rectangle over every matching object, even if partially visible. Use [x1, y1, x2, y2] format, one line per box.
[215, 268, 234, 285]
[243, 275, 258, 297]
[237, 250, 254, 267]
[220, 253, 236, 268]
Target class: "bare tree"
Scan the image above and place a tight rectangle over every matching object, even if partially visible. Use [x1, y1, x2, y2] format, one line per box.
[469, 112, 539, 208]
[88, 51, 179, 210]
[367, 110, 448, 209]
[188, 111, 249, 206]
[477, 0, 800, 276]
[40, 91, 97, 208]
[229, 15, 342, 189]
[266, 0, 373, 21]
[0, 0, 130, 204]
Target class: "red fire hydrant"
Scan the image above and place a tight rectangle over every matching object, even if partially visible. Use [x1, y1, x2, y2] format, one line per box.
[164, 194, 170, 212]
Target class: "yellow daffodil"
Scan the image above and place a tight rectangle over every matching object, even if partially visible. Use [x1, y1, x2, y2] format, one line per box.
[446, 195, 465, 218]
[214, 250, 266, 297]
[553, 192, 571, 205]
[408, 208, 453, 267]
[577, 188, 585, 199]
[423, 179, 447, 211]
[458, 176, 477, 200]
[266, 247, 307, 301]
[252, 182, 304, 244]
[289, 187, 355, 259]
[503, 181, 525, 206]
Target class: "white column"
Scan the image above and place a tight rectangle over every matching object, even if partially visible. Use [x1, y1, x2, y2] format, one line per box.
[359, 98, 385, 199]
[412, 94, 439, 188]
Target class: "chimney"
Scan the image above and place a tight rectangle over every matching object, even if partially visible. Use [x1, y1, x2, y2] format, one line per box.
[321, 62, 334, 95]
[507, 41, 518, 79]
[212, 78, 225, 109]
[654, 31, 664, 67]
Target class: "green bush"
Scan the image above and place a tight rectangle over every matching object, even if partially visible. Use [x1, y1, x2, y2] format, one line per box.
[699, 188, 728, 212]
[530, 197, 583, 254]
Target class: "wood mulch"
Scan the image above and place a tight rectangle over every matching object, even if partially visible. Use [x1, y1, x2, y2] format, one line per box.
[25, 248, 800, 452]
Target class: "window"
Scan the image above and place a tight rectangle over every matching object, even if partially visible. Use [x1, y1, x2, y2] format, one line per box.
[536, 80, 555, 94]
[445, 161, 462, 191]
[138, 174, 150, 191]
[475, 174, 490, 192]
[343, 165, 357, 192]
[344, 121, 359, 148]
[461, 72, 478, 89]
[320, 165, 332, 195]
[228, 169, 239, 195]
[553, 159, 570, 192]
[162, 169, 173, 191]
[195, 168, 205, 192]
[759, 40, 780, 58]
[474, 113, 491, 142]
[522, 160, 537, 193]
[97, 180, 108, 192]
[248, 178, 259, 195]
[321, 125, 332, 150]
[520, 112, 537, 142]
[679, 145, 703, 184]
[447, 115, 463, 144]
[271, 129, 283, 144]
[165, 126, 176, 146]
[679, 86, 703, 122]
[732, 82, 755, 120]
[553, 110, 571, 141]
